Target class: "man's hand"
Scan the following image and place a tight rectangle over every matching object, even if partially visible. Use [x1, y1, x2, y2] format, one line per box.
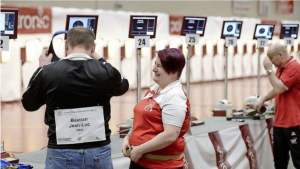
[253, 99, 265, 113]
[91, 52, 103, 60]
[39, 48, 53, 67]
[263, 57, 273, 71]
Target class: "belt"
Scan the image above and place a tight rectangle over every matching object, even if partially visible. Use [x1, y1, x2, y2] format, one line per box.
[143, 153, 184, 160]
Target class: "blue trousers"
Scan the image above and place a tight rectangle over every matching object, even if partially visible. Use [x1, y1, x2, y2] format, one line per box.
[45, 144, 113, 169]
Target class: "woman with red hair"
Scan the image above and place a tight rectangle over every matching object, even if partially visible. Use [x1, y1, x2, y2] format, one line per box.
[122, 48, 190, 169]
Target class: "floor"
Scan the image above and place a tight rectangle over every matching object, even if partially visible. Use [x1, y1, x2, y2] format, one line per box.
[1, 76, 273, 154]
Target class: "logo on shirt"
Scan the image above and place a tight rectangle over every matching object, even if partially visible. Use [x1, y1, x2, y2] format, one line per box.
[291, 137, 297, 144]
[145, 93, 153, 99]
[144, 102, 155, 112]
[291, 132, 296, 136]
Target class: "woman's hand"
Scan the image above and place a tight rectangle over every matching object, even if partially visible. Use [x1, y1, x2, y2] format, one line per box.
[130, 146, 144, 162]
[122, 136, 131, 157]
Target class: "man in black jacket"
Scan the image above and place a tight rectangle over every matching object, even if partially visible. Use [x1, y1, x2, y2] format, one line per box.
[22, 27, 129, 169]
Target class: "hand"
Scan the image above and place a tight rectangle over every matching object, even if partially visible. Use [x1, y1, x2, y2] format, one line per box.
[91, 52, 102, 60]
[39, 48, 53, 67]
[253, 100, 265, 113]
[263, 57, 273, 70]
[130, 146, 144, 163]
[122, 136, 131, 157]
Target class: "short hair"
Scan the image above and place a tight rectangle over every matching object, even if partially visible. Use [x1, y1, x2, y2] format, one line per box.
[267, 43, 287, 58]
[66, 27, 95, 50]
[157, 48, 186, 79]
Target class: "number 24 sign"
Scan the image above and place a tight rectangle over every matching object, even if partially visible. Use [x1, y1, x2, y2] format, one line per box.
[135, 36, 150, 48]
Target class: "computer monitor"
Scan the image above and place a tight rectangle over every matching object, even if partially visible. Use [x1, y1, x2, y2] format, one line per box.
[128, 15, 157, 38]
[280, 24, 299, 39]
[180, 16, 207, 36]
[1, 8, 18, 39]
[253, 24, 275, 40]
[221, 21, 243, 39]
[65, 15, 98, 39]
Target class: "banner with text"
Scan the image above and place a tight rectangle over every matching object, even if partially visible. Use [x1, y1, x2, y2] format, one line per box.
[184, 119, 275, 169]
[2, 5, 52, 34]
[169, 15, 183, 35]
[232, 1, 250, 15]
[278, 0, 294, 14]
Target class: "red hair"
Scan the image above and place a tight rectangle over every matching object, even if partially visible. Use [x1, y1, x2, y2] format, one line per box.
[157, 48, 186, 79]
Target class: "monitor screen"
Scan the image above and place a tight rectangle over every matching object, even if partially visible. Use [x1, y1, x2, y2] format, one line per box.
[280, 24, 299, 39]
[253, 24, 275, 40]
[128, 15, 157, 38]
[1, 8, 18, 39]
[65, 15, 98, 39]
[180, 16, 207, 36]
[221, 21, 243, 39]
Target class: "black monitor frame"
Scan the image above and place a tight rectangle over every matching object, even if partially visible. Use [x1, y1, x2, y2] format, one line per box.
[1, 8, 18, 39]
[65, 15, 99, 39]
[280, 24, 299, 39]
[253, 24, 275, 40]
[180, 16, 207, 36]
[220, 21, 243, 39]
[128, 15, 157, 39]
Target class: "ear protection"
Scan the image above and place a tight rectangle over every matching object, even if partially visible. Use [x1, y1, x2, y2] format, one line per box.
[48, 30, 68, 62]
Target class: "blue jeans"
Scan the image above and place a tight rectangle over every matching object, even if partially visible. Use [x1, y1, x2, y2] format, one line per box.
[45, 144, 113, 169]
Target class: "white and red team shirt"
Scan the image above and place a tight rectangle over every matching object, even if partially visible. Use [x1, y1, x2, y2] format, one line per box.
[129, 80, 190, 169]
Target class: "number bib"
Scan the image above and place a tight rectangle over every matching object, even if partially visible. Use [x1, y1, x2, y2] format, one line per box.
[54, 106, 106, 145]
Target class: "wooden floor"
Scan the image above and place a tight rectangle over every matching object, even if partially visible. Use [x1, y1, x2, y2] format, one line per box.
[1, 76, 273, 154]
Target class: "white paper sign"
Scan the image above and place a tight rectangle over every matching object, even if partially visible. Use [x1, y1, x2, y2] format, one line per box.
[185, 34, 199, 45]
[135, 36, 150, 48]
[257, 38, 268, 48]
[225, 37, 237, 47]
[55, 106, 106, 145]
[0, 36, 9, 51]
[284, 37, 294, 46]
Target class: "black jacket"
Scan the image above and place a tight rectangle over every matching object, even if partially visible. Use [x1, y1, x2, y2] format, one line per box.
[22, 55, 129, 149]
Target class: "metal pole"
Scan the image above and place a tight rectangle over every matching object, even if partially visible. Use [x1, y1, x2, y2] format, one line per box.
[137, 48, 141, 103]
[257, 47, 262, 96]
[186, 45, 193, 135]
[186, 45, 191, 98]
[224, 46, 228, 99]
